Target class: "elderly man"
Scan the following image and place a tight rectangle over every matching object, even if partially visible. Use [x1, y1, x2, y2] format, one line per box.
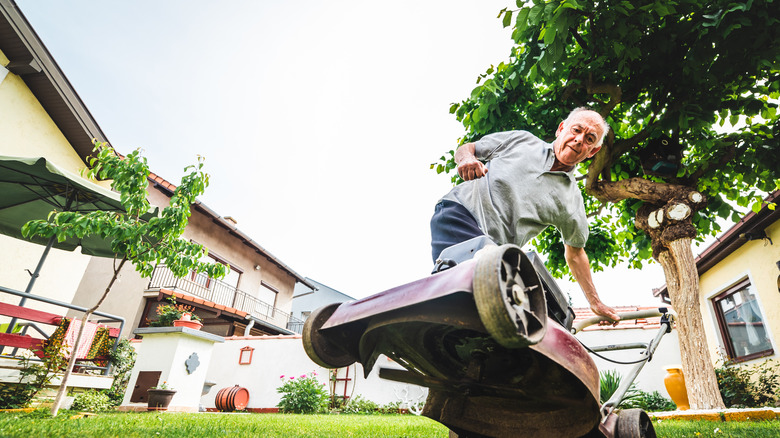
[430, 107, 619, 322]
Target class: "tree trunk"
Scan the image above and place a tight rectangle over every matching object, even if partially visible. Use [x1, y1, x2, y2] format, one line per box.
[50, 257, 127, 416]
[657, 238, 725, 409]
[50, 312, 93, 415]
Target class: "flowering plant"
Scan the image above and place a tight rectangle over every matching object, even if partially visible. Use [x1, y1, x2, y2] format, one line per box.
[150, 381, 173, 391]
[276, 371, 328, 414]
[149, 297, 201, 327]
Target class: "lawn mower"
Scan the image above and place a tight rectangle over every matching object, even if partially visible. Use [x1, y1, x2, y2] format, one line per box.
[303, 237, 673, 437]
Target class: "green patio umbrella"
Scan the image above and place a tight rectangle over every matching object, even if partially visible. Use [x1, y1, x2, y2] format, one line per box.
[0, 155, 132, 258]
[0, 155, 154, 333]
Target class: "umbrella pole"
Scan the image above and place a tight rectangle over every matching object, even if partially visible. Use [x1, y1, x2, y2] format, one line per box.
[2, 236, 55, 340]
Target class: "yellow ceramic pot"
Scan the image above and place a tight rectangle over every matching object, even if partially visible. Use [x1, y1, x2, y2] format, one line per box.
[663, 365, 690, 410]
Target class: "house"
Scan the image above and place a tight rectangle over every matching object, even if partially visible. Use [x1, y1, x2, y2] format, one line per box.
[70, 172, 317, 338]
[654, 190, 779, 366]
[0, 0, 314, 343]
[291, 277, 355, 323]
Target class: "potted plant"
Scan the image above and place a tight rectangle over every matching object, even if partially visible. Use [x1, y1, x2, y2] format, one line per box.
[149, 298, 202, 329]
[173, 312, 203, 330]
[147, 381, 176, 411]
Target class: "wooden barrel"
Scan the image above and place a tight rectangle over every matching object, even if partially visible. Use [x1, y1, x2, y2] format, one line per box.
[215, 385, 250, 411]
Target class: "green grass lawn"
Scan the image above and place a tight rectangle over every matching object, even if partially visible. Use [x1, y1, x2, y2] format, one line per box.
[1, 411, 779, 437]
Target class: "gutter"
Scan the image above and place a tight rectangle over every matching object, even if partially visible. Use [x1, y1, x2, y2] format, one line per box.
[245, 315, 295, 336]
[146, 173, 316, 291]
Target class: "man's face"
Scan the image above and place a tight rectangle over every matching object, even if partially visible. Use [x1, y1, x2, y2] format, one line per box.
[553, 112, 604, 169]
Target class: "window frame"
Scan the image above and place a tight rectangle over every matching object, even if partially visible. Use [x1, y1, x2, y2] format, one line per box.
[711, 278, 774, 363]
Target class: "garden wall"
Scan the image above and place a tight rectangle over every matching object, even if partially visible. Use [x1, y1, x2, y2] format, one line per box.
[201, 335, 427, 412]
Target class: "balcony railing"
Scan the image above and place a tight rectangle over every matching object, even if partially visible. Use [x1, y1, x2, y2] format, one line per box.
[147, 265, 303, 334]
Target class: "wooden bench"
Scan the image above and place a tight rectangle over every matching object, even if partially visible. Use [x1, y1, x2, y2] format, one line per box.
[0, 302, 119, 360]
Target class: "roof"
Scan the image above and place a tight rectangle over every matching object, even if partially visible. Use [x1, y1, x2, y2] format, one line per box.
[156, 288, 296, 336]
[572, 305, 672, 332]
[148, 171, 316, 290]
[0, 0, 107, 163]
[293, 277, 355, 300]
[653, 190, 780, 300]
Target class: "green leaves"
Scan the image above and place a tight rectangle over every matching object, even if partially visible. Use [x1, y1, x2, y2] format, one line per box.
[434, 0, 780, 271]
[24, 140, 225, 283]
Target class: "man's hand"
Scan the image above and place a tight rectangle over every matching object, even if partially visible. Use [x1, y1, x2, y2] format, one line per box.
[458, 159, 488, 181]
[590, 301, 620, 327]
[564, 244, 620, 327]
[454, 142, 488, 181]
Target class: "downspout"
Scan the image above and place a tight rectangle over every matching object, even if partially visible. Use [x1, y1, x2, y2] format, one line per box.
[243, 318, 255, 336]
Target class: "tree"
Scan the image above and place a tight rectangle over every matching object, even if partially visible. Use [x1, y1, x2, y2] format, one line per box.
[436, 0, 779, 409]
[22, 141, 226, 416]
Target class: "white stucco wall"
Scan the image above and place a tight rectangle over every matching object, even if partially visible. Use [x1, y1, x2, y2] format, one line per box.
[575, 326, 681, 396]
[201, 335, 427, 411]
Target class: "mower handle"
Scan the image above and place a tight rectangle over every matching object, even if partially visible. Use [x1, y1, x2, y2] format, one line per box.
[571, 308, 673, 334]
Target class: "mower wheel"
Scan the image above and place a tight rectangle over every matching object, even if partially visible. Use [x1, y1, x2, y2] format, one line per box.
[616, 409, 657, 438]
[473, 244, 547, 349]
[302, 303, 356, 368]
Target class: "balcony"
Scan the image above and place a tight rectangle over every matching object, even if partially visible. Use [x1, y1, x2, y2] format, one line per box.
[147, 265, 304, 334]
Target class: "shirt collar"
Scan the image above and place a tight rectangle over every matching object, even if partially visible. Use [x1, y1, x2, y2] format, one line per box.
[543, 143, 577, 182]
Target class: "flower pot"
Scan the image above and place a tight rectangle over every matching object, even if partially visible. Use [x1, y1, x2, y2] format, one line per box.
[173, 318, 202, 330]
[147, 389, 177, 411]
[663, 365, 690, 411]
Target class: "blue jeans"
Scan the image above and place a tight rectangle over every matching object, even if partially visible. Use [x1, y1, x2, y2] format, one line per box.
[429, 200, 485, 263]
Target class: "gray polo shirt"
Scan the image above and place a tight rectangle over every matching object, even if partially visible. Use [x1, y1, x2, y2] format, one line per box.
[441, 130, 589, 248]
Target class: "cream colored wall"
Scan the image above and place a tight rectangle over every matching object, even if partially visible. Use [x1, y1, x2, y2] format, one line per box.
[0, 50, 87, 175]
[0, 234, 91, 320]
[698, 219, 780, 365]
[0, 50, 103, 327]
[70, 184, 300, 336]
[181, 202, 297, 319]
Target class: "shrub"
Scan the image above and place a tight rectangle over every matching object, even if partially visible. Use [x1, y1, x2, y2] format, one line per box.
[716, 359, 780, 408]
[599, 369, 642, 407]
[105, 338, 137, 406]
[624, 390, 677, 412]
[71, 390, 113, 412]
[276, 371, 329, 414]
[341, 395, 379, 414]
[0, 339, 69, 409]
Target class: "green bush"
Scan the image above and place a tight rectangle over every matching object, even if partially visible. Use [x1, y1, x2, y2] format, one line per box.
[340, 395, 379, 414]
[71, 390, 113, 412]
[105, 338, 137, 406]
[599, 369, 642, 407]
[716, 359, 780, 408]
[276, 371, 329, 414]
[0, 340, 69, 409]
[625, 390, 677, 412]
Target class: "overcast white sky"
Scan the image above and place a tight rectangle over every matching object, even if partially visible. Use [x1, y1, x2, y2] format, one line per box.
[18, 0, 672, 308]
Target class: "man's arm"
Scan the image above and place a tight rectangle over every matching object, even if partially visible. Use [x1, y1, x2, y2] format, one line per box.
[564, 244, 620, 324]
[455, 143, 488, 181]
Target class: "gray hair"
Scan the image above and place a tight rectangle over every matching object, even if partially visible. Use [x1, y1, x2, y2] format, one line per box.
[564, 107, 611, 146]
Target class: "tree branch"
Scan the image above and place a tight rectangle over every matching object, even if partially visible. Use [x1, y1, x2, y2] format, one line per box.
[685, 142, 737, 184]
[588, 177, 698, 204]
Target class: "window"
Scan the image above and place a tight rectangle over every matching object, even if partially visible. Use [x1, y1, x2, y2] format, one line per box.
[255, 281, 279, 317]
[190, 246, 241, 291]
[712, 279, 773, 362]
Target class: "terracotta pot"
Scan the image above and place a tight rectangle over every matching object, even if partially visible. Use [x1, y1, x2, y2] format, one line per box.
[147, 389, 177, 411]
[173, 318, 202, 330]
[663, 366, 690, 411]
